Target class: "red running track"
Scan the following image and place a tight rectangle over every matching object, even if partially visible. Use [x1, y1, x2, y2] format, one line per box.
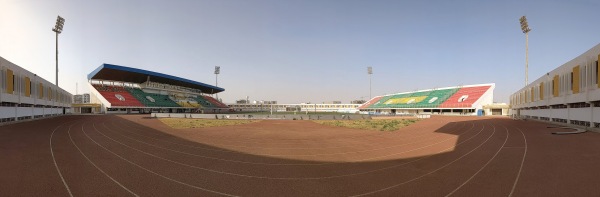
[1, 115, 600, 196]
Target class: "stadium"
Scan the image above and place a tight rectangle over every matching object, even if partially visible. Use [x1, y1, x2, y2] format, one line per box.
[83, 64, 500, 117]
[4, 2, 600, 196]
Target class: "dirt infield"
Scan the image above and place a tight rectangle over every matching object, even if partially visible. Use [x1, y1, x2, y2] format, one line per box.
[1, 115, 600, 196]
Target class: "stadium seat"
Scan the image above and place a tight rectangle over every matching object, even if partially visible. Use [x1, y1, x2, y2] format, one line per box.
[124, 87, 180, 107]
[358, 96, 383, 109]
[92, 84, 144, 107]
[439, 86, 491, 108]
[177, 101, 200, 108]
[202, 96, 229, 108]
[364, 88, 459, 109]
[192, 96, 217, 108]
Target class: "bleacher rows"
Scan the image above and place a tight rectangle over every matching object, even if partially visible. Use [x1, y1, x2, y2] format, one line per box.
[360, 86, 491, 109]
[92, 84, 228, 108]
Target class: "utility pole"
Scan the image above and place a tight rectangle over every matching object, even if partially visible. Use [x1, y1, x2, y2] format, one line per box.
[368, 66, 373, 99]
[214, 66, 220, 99]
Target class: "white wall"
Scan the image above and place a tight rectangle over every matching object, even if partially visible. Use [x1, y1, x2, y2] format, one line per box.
[34, 108, 44, 116]
[89, 83, 110, 113]
[16, 107, 31, 117]
[473, 84, 495, 109]
[552, 109, 568, 119]
[0, 107, 15, 119]
[570, 108, 591, 122]
[0, 106, 66, 121]
[593, 108, 600, 123]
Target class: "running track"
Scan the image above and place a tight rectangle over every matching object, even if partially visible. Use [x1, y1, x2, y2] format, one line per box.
[1, 115, 600, 196]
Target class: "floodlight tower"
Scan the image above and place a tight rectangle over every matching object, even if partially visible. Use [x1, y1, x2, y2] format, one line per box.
[520, 16, 531, 86]
[214, 66, 220, 99]
[52, 15, 65, 87]
[368, 66, 373, 99]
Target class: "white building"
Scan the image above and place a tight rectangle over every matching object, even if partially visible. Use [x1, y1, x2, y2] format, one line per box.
[0, 56, 72, 123]
[73, 93, 90, 104]
[510, 43, 600, 127]
[229, 103, 361, 113]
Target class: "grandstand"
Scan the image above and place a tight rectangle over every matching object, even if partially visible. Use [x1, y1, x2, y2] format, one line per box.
[359, 83, 494, 116]
[87, 64, 229, 114]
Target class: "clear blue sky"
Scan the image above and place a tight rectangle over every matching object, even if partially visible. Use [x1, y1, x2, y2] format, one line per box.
[2, 0, 600, 104]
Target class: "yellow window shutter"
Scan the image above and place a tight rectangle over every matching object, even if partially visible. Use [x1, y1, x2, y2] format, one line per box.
[25, 77, 31, 97]
[531, 87, 534, 102]
[573, 65, 580, 94]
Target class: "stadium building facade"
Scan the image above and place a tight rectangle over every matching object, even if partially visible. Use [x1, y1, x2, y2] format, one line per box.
[87, 64, 229, 114]
[0, 56, 72, 123]
[229, 103, 361, 113]
[360, 83, 495, 116]
[511, 43, 600, 128]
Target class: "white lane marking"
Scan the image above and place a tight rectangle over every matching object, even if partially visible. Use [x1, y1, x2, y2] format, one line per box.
[357, 123, 476, 161]
[96, 121, 486, 180]
[445, 123, 508, 196]
[101, 122, 327, 166]
[508, 125, 528, 197]
[110, 119, 470, 159]
[50, 119, 77, 197]
[81, 123, 237, 197]
[65, 122, 139, 196]
[107, 121, 471, 163]
[350, 123, 497, 196]
[113, 119, 461, 152]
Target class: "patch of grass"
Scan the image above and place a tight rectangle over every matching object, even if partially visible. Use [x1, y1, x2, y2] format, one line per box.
[236, 111, 351, 116]
[313, 119, 420, 131]
[159, 118, 260, 129]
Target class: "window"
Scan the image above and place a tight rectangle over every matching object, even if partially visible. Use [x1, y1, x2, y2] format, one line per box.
[561, 74, 564, 93]
[571, 72, 573, 91]
[579, 65, 588, 91]
[552, 78, 555, 96]
[29, 81, 33, 97]
[11, 72, 15, 94]
[14, 75, 18, 94]
[0, 69, 3, 91]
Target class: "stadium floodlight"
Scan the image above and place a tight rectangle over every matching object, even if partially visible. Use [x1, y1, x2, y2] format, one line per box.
[520, 16, 531, 86]
[368, 66, 373, 99]
[52, 15, 65, 87]
[215, 66, 220, 99]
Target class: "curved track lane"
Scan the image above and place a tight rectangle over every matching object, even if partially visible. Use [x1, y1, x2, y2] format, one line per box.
[3, 115, 600, 196]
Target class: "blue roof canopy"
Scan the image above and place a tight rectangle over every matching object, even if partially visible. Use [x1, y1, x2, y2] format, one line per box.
[87, 64, 224, 94]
